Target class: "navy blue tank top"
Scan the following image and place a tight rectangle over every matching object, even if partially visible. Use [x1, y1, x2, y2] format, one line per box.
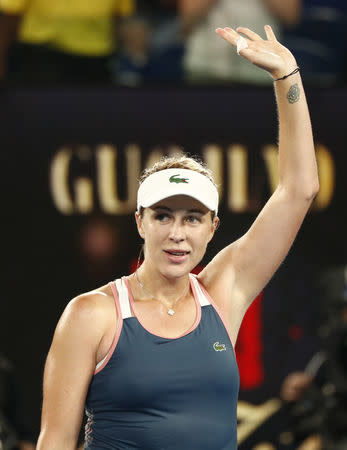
[85, 274, 239, 450]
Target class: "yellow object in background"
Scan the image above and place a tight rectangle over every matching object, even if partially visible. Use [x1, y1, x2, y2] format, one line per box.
[0, 0, 135, 55]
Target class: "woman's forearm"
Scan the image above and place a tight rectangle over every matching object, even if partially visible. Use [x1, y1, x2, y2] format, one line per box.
[274, 67, 319, 199]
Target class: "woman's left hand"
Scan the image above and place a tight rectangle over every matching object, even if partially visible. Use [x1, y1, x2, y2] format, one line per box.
[216, 25, 297, 80]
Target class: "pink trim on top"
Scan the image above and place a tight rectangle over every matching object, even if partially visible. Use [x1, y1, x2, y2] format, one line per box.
[196, 279, 235, 350]
[122, 275, 201, 340]
[94, 282, 124, 375]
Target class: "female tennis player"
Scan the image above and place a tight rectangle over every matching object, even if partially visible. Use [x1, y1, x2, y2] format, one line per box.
[37, 25, 319, 450]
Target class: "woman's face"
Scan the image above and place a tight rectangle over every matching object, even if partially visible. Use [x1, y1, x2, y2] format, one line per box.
[135, 195, 218, 279]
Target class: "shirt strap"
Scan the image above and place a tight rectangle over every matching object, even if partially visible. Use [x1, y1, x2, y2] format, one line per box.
[189, 274, 210, 307]
[115, 278, 132, 319]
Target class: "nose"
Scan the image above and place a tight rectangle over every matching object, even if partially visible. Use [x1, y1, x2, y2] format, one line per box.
[168, 220, 185, 243]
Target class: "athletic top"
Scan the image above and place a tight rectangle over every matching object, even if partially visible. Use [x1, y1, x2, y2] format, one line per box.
[84, 274, 239, 450]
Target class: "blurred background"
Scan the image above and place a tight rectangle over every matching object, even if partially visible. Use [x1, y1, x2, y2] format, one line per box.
[0, 0, 346, 449]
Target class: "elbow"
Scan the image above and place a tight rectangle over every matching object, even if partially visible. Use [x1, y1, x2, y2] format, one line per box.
[281, 178, 319, 202]
[308, 175, 320, 200]
[312, 181, 320, 199]
[303, 180, 319, 202]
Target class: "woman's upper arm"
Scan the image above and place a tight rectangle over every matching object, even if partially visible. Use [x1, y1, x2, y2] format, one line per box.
[37, 293, 109, 450]
[201, 186, 314, 308]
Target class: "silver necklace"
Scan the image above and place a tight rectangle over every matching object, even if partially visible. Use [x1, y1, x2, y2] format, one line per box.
[135, 269, 190, 316]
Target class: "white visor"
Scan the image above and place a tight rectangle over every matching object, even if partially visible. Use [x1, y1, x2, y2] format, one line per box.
[137, 168, 219, 215]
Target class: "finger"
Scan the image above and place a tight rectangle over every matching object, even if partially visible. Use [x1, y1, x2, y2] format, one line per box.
[264, 24, 278, 42]
[236, 26, 262, 41]
[224, 27, 243, 40]
[215, 27, 242, 47]
[236, 47, 257, 59]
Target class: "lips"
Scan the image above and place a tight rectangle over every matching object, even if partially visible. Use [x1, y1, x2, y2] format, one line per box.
[164, 249, 190, 256]
[164, 249, 190, 263]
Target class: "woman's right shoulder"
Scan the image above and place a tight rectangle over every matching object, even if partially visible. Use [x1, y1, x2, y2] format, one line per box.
[56, 283, 118, 340]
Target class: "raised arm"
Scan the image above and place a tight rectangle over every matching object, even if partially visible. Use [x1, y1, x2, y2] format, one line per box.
[200, 26, 319, 326]
[36, 292, 115, 450]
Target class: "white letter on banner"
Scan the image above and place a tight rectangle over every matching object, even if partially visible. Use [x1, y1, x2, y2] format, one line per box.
[227, 145, 248, 212]
[262, 144, 279, 194]
[203, 144, 223, 201]
[97, 144, 140, 214]
[313, 144, 335, 210]
[50, 148, 74, 215]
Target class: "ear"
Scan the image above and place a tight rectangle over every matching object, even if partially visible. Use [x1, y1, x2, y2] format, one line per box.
[213, 216, 220, 231]
[135, 211, 145, 239]
[207, 216, 220, 243]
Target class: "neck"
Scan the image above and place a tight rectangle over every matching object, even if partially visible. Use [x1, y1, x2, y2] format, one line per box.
[135, 262, 190, 303]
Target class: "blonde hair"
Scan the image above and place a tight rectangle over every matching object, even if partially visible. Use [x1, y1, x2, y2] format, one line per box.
[139, 154, 216, 187]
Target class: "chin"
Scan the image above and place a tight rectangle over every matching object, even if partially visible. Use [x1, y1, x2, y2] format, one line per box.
[161, 267, 187, 280]
[162, 260, 200, 279]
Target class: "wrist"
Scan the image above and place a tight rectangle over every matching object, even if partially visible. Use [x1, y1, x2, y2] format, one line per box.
[271, 59, 298, 81]
[273, 67, 300, 82]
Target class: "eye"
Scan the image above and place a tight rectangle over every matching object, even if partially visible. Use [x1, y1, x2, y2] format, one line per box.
[186, 215, 201, 224]
[155, 213, 170, 222]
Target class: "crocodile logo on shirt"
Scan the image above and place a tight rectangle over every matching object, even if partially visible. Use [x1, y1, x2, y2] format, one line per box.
[169, 174, 189, 184]
[213, 341, 226, 352]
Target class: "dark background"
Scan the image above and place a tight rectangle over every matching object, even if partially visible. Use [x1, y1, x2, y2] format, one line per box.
[1, 86, 345, 448]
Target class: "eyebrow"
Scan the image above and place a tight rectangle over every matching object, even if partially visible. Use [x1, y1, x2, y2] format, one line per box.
[152, 206, 205, 215]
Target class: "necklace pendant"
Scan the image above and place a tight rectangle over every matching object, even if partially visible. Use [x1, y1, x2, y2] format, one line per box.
[167, 309, 175, 316]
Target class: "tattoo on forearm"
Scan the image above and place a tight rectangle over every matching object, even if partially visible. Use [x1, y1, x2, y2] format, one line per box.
[287, 83, 300, 104]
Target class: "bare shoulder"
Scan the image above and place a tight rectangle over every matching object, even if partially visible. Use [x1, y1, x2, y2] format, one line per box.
[38, 285, 118, 447]
[65, 284, 115, 320]
[62, 284, 115, 323]
[54, 284, 117, 354]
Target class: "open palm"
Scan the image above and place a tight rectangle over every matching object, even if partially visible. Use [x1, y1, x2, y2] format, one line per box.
[216, 25, 297, 80]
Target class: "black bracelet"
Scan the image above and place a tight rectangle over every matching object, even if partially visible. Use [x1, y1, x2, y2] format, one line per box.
[274, 67, 300, 82]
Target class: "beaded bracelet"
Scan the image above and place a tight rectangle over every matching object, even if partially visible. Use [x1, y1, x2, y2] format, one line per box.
[274, 67, 300, 82]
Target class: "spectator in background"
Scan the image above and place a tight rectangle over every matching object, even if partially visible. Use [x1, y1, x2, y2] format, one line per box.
[280, 265, 347, 450]
[0, 353, 36, 450]
[114, 14, 183, 85]
[113, 15, 155, 85]
[138, 0, 181, 54]
[113, 1, 184, 85]
[0, 0, 135, 84]
[273, 0, 347, 85]
[181, 0, 281, 84]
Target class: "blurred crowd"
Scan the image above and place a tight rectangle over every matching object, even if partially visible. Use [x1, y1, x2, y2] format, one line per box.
[0, 353, 36, 449]
[0, 0, 347, 86]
